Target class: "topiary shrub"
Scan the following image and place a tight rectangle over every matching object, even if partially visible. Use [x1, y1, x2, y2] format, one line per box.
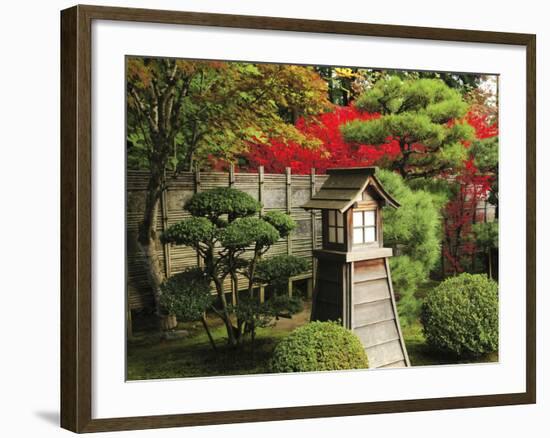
[255, 255, 309, 290]
[159, 268, 213, 321]
[263, 211, 296, 238]
[162, 187, 306, 348]
[185, 187, 260, 221]
[220, 217, 279, 249]
[421, 273, 498, 357]
[271, 321, 369, 373]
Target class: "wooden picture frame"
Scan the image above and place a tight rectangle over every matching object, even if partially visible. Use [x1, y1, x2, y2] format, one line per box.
[60, 4, 536, 433]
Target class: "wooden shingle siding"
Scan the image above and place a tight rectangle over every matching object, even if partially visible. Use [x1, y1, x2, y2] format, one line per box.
[354, 278, 391, 304]
[351, 259, 409, 368]
[353, 299, 394, 327]
[353, 259, 387, 282]
[354, 320, 400, 347]
[380, 360, 407, 368]
[365, 340, 406, 368]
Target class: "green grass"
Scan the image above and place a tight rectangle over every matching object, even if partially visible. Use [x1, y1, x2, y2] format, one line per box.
[128, 290, 499, 380]
[127, 316, 297, 380]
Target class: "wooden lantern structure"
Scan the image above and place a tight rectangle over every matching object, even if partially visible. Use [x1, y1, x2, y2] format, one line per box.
[302, 167, 410, 369]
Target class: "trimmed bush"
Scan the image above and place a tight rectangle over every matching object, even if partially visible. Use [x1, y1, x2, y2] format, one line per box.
[161, 217, 216, 246]
[421, 273, 498, 356]
[255, 255, 309, 290]
[159, 268, 213, 321]
[271, 321, 368, 373]
[220, 217, 279, 248]
[185, 187, 260, 220]
[263, 210, 296, 238]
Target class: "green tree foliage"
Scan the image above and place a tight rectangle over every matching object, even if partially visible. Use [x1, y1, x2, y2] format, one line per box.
[127, 58, 330, 173]
[270, 321, 369, 372]
[473, 222, 498, 251]
[162, 188, 307, 348]
[381, 70, 483, 95]
[421, 273, 499, 356]
[341, 76, 475, 178]
[315, 67, 483, 106]
[127, 58, 329, 319]
[376, 170, 441, 324]
[377, 170, 441, 277]
[471, 137, 498, 173]
[473, 222, 499, 280]
[470, 136, 499, 210]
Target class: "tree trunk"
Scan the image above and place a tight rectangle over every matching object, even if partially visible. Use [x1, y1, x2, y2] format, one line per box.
[212, 277, 238, 347]
[201, 314, 217, 352]
[138, 169, 166, 322]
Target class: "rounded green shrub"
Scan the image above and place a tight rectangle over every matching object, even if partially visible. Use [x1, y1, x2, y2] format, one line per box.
[162, 217, 216, 245]
[263, 211, 296, 238]
[185, 187, 260, 220]
[255, 255, 309, 290]
[271, 321, 369, 373]
[220, 217, 279, 248]
[421, 273, 498, 357]
[159, 268, 213, 321]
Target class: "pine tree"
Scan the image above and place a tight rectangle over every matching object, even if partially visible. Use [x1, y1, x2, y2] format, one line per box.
[341, 76, 475, 179]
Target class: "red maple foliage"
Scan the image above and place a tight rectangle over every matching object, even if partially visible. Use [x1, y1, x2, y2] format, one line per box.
[466, 111, 498, 140]
[239, 106, 498, 178]
[442, 109, 498, 274]
[228, 102, 498, 275]
[241, 106, 401, 174]
[442, 159, 493, 274]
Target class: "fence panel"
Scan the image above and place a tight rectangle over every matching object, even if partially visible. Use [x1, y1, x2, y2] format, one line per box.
[127, 168, 327, 310]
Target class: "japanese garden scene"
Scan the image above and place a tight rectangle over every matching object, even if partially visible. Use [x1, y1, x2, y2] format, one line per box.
[126, 57, 499, 379]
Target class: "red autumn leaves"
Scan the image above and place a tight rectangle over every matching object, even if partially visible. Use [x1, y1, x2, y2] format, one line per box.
[241, 104, 498, 275]
[242, 106, 400, 174]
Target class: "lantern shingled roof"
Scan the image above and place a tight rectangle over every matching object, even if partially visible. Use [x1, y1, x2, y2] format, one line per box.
[301, 167, 400, 213]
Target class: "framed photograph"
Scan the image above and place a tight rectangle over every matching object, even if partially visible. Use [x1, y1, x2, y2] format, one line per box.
[60, 4, 536, 433]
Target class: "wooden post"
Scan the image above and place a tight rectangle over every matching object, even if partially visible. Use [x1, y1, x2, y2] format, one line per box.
[194, 165, 203, 268]
[229, 164, 237, 305]
[125, 256, 133, 339]
[287, 278, 293, 297]
[229, 163, 235, 187]
[194, 165, 201, 193]
[160, 170, 171, 277]
[230, 278, 237, 306]
[285, 167, 292, 258]
[259, 285, 265, 303]
[472, 199, 477, 272]
[258, 166, 264, 216]
[310, 168, 317, 289]
[126, 309, 133, 339]
[306, 277, 313, 299]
